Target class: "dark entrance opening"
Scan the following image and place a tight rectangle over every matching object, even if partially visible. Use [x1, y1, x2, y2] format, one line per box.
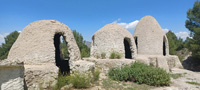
[163, 36, 166, 56]
[124, 38, 132, 59]
[54, 33, 70, 75]
[134, 37, 138, 50]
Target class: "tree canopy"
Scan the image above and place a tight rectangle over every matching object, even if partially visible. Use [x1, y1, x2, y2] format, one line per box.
[61, 30, 90, 59]
[166, 31, 184, 55]
[185, 0, 200, 61]
[0, 31, 19, 60]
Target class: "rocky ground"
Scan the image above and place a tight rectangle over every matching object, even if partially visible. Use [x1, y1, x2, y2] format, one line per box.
[153, 68, 200, 90]
[62, 58, 200, 90]
[64, 68, 200, 90]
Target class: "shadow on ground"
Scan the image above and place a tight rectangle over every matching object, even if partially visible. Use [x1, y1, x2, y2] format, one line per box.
[182, 56, 200, 72]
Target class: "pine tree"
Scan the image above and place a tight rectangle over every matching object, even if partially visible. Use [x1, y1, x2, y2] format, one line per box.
[185, 0, 200, 61]
[0, 31, 19, 60]
[166, 31, 184, 55]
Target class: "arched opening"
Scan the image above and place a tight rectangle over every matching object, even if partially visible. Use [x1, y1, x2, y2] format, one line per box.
[134, 37, 138, 53]
[124, 38, 132, 59]
[92, 36, 95, 46]
[54, 33, 70, 75]
[163, 36, 166, 56]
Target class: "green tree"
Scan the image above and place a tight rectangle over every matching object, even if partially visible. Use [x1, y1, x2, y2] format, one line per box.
[73, 30, 90, 58]
[185, 0, 200, 61]
[166, 31, 177, 55]
[0, 31, 19, 60]
[61, 37, 69, 59]
[166, 31, 184, 55]
[61, 30, 90, 58]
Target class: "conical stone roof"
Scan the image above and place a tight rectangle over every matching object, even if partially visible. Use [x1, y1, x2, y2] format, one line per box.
[90, 23, 137, 59]
[133, 15, 169, 55]
[8, 20, 81, 64]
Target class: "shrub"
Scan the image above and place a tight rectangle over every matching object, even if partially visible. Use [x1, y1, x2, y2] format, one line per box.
[69, 72, 91, 88]
[109, 51, 122, 59]
[93, 69, 101, 82]
[101, 52, 106, 59]
[108, 65, 134, 81]
[108, 62, 171, 86]
[96, 55, 100, 59]
[53, 74, 70, 90]
[54, 70, 100, 89]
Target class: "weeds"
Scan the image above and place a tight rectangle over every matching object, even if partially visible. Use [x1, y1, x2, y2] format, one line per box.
[109, 51, 122, 59]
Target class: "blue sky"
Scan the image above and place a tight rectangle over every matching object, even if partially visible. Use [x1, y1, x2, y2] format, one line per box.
[0, 0, 196, 45]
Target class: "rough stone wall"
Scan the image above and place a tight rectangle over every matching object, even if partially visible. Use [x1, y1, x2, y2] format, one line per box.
[24, 64, 58, 90]
[0, 60, 24, 90]
[8, 20, 81, 64]
[133, 16, 169, 56]
[90, 23, 137, 59]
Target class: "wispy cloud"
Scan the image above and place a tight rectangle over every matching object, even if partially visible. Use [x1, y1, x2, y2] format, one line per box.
[113, 19, 139, 30]
[113, 19, 189, 40]
[175, 31, 189, 40]
[0, 33, 10, 45]
[162, 28, 169, 33]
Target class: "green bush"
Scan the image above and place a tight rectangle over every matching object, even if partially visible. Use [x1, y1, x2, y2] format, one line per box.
[108, 62, 171, 86]
[53, 74, 70, 90]
[108, 65, 134, 81]
[101, 52, 106, 59]
[93, 69, 101, 82]
[69, 72, 91, 88]
[54, 70, 100, 89]
[109, 51, 122, 59]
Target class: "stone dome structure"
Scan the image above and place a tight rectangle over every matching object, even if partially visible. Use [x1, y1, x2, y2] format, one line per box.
[90, 23, 137, 59]
[133, 15, 169, 56]
[133, 16, 182, 72]
[8, 20, 81, 64]
[6, 20, 82, 89]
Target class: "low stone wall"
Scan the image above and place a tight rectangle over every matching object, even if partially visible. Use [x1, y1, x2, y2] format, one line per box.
[0, 60, 24, 90]
[134, 55, 183, 72]
[24, 61, 95, 90]
[84, 58, 135, 72]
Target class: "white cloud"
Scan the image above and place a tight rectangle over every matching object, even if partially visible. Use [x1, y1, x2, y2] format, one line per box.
[175, 32, 189, 40]
[112, 18, 121, 23]
[18, 31, 21, 33]
[162, 28, 169, 33]
[113, 19, 139, 30]
[0, 33, 9, 45]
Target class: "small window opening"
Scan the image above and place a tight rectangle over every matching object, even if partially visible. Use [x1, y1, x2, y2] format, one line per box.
[134, 37, 138, 53]
[163, 36, 166, 56]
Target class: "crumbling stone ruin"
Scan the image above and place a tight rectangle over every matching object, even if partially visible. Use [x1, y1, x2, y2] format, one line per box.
[0, 16, 183, 90]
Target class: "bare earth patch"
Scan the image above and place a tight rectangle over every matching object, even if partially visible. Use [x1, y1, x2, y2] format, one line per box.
[152, 68, 200, 90]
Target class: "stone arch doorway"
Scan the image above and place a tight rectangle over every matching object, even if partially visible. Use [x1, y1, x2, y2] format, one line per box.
[124, 38, 132, 59]
[163, 36, 166, 56]
[54, 33, 70, 75]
